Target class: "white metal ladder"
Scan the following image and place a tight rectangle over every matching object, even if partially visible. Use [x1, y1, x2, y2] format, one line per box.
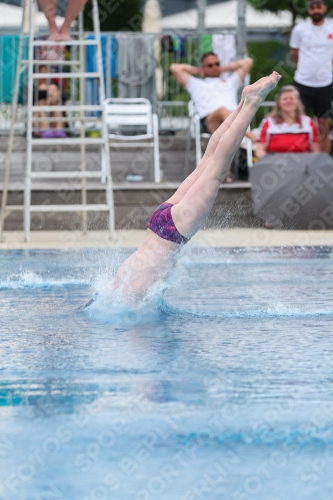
[0, 0, 115, 241]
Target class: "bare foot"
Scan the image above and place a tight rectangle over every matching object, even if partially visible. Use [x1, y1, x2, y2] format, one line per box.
[49, 29, 62, 41]
[59, 28, 72, 41]
[242, 72, 282, 104]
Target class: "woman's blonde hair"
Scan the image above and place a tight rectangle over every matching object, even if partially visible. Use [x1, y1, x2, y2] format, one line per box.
[269, 85, 305, 123]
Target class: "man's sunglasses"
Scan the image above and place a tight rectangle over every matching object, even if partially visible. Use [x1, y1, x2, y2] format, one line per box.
[308, 1, 324, 9]
[206, 62, 220, 68]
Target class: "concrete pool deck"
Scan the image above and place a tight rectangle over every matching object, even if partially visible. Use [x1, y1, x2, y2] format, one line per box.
[1, 229, 333, 249]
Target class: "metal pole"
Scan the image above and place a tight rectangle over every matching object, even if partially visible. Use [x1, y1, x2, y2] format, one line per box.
[24, 0, 35, 241]
[92, 0, 115, 238]
[0, 0, 27, 240]
[237, 0, 247, 58]
[197, 0, 206, 32]
[79, 11, 87, 234]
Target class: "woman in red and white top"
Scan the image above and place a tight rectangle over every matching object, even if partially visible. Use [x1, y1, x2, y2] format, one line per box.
[255, 85, 320, 159]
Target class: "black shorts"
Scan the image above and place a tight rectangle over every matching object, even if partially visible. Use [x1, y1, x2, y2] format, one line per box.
[294, 81, 333, 118]
[200, 116, 209, 134]
[32, 86, 68, 104]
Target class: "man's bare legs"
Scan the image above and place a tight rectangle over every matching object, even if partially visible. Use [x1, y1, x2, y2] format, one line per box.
[172, 73, 281, 238]
[38, 0, 88, 40]
[205, 106, 230, 134]
[205, 106, 256, 142]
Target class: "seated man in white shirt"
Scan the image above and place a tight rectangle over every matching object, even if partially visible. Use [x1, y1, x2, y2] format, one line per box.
[290, 0, 333, 153]
[171, 53, 255, 182]
[170, 52, 255, 138]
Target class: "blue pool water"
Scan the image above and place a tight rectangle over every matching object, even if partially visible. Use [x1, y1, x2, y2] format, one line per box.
[1, 246, 333, 500]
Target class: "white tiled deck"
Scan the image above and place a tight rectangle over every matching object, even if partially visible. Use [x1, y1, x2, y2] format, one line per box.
[1, 228, 333, 249]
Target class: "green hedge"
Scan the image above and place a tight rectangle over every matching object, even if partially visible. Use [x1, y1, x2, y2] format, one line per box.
[248, 41, 296, 124]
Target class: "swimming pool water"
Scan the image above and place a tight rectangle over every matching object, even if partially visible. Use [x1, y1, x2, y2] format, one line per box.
[1, 246, 333, 500]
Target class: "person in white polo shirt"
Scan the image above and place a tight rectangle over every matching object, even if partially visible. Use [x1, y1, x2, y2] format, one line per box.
[290, 0, 333, 153]
[170, 53, 254, 182]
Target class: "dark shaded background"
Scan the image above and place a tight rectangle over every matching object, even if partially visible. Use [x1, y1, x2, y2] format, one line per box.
[0, 0, 227, 17]
[159, 0, 226, 16]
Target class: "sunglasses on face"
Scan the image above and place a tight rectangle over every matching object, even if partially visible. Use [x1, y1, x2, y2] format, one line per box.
[308, 1, 324, 9]
[206, 62, 220, 68]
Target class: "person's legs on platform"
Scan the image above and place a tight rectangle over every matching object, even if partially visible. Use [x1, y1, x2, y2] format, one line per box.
[38, 0, 61, 40]
[59, 0, 89, 40]
[38, 0, 89, 40]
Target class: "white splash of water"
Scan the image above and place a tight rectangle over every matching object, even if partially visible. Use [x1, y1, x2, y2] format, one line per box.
[83, 251, 188, 325]
[0, 270, 88, 289]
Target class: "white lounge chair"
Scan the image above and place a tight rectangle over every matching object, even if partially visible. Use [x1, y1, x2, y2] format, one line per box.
[104, 97, 161, 183]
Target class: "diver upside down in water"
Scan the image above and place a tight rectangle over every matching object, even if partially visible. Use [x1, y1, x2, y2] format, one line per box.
[111, 73, 282, 301]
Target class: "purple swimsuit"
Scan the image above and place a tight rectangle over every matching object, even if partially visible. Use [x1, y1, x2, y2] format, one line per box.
[147, 202, 189, 245]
